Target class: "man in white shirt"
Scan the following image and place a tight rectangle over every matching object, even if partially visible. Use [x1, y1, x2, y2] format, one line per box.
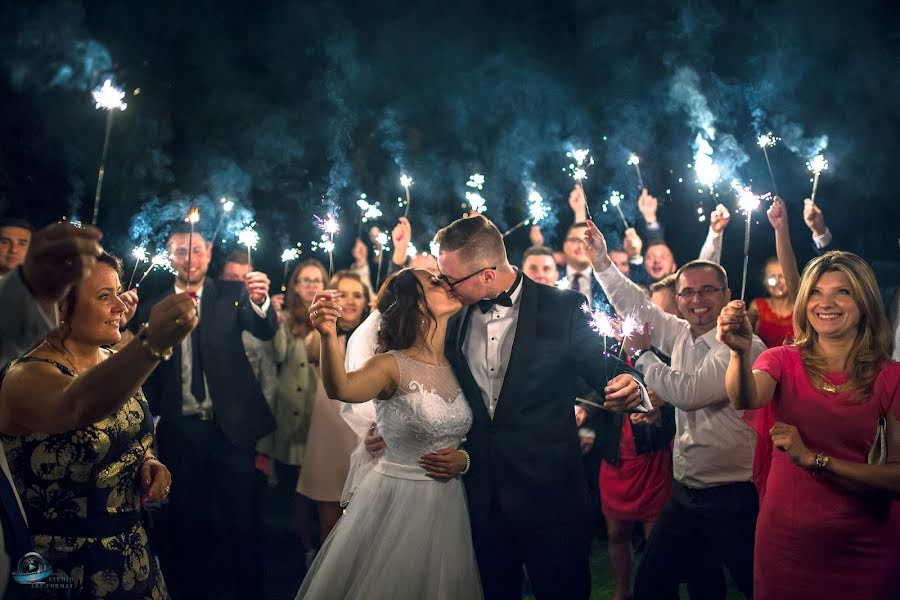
[585, 220, 765, 600]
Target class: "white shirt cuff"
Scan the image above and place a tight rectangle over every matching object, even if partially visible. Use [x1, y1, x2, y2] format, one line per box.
[250, 295, 271, 317]
[812, 228, 832, 249]
[629, 255, 644, 266]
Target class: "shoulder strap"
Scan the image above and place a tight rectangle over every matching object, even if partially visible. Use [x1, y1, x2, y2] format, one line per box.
[16, 357, 77, 377]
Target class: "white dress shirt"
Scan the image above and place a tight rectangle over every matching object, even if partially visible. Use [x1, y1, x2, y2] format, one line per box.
[594, 262, 766, 488]
[174, 282, 270, 416]
[565, 265, 593, 301]
[463, 275, 524, 418]
[698, 228, 723, 264]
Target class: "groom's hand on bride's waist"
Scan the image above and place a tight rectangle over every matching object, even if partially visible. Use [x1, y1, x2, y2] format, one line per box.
[603, 374, 643, 412]
[365, 422, 386, 457]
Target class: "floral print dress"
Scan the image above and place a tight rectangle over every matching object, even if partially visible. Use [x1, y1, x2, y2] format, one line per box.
[1, 358, 168, 599]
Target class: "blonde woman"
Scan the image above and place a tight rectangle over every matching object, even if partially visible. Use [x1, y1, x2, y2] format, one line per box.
[719, 251, 900, 599]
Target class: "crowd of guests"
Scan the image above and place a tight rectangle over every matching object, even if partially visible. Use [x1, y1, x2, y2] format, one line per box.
[0, 182, 897, 599]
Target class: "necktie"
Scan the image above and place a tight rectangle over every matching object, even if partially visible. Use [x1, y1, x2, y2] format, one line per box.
[569, 273, 583, 292]
[478, 271, 523, 313]
[190, 323, 205, 401]
[0, 471, 32, 566]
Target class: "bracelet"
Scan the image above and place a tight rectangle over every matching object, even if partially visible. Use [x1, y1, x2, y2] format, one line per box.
[459, 449, 471, 476]
[138, 323, 173, 362]
[143, 456, 161, 466]
[814, 453, 830, 473]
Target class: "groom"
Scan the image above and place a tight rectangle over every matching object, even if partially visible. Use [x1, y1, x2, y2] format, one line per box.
[372, 214, 645, 599]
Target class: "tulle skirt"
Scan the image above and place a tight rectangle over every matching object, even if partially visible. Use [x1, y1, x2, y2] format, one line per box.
[295, 461, 483, 600]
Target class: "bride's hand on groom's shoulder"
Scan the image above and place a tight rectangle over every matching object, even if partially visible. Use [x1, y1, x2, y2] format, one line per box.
[602, 373, 642, 412]
[309, 291, 343, 337]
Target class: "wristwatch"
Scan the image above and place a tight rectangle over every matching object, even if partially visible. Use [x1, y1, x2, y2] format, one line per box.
[814, 453, 830, 473]
[138, 323, 173, 362]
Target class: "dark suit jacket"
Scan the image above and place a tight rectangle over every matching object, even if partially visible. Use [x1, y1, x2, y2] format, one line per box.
[446, 275, 641, 533]
[131, 279, 278, 450]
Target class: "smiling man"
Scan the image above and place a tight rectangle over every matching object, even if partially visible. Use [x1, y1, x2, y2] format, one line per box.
[0, 218, 33, 276]
[584, 220, 765, 600]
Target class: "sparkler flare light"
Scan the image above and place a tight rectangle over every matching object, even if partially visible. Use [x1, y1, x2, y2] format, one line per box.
[565, 148, 595, 220]
[127, 246, 148, 290]
[238, 225, 260, 268]
[136, 251, 174, 288]
[465, 173, 488, 214]
[807, 154, 829, 203]
[280, 247, 301, 291]
[607, 191, 629, 229]
[693, 135, 720, 192]
[314, 213, 340, 276]
[757, 132, 780, 197]
[89, 80, 128, 226]
[502, 186, 550, 237]
[627, 153, 645, 190]
[400, 174, 414, 217]
[731, 181, 771, 302]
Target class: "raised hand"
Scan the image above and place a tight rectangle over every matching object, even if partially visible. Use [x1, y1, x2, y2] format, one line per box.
[146, 292, 198, 351]
[802, 199, 827, 236]
[623, 227, 643, 258]
[637, 188, 658, 225]
[529, 225, 544, 247]
[118, 289, 139, 328]
[716, 300, 754, 355]
[22, 222, 104, 310]
[767, 197, 788, 232]
[391, 217, 412, 257]
[309, 290, 343, 338]
[569, 185, 587, 221]
[710, 203, 731, 233]
[583, 220, 611, 271]
[245, 271, 270, 306]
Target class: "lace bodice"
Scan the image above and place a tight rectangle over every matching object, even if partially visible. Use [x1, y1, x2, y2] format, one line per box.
[375, 351, 472, 467]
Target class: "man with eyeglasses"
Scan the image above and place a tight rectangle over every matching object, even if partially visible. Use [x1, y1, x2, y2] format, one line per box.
[584, 220, 765, 600]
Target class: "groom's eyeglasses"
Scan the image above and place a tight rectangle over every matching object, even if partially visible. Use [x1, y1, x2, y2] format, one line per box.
[438, 266, 497, 288]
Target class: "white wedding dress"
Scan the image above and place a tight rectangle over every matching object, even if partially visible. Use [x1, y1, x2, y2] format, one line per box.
[295, 351, 483, 600]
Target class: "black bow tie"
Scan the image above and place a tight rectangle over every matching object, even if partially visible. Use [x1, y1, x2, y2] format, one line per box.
[477, 272, 523, 313]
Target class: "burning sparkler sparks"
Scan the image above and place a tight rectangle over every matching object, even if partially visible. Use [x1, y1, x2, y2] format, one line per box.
[400, 174, 414, 217]
[607, 191, 629, 229]
[136, 251, 175, 288]
[731, 181, 772, 302]
[565, 148, 595, 220]
[89, 80, 128, 226]
[757, 132, 780, 197]
[502, 186, 550, 237]
[280, 247, 301, 291]
[127, 246, 148, 289]
[314, 212, 340, 276]
[693, 135, 720, 192]
[185, 206, 200, 292]
[627, 153, 644, 190]
[238, 225, 260, 268]
[465, 173, 488, 214]
[806, 154, 829, 203]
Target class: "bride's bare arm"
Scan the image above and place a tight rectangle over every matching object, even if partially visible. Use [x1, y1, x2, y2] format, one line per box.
[319, 337, 398, 403]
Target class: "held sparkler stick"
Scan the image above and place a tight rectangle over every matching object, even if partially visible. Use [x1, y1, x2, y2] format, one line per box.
[136, 252, 174, 288]
[127, 247, 148, 290]
[186, 207, 200, 292]
[315, 214, 340, 277]
[90, 80, 128, 226]
[733, 183, 768, 302]
[566, 149, 594, 221]
[502, 188, 549, 237]
[627, 153, 644, 190]
[238, 226, 260, 270]
[757, 133, 779, 198]
[608, 191, 629, 229]
[281, 248, 300, 292]
[374, 231, 389, 291]
[807, 154, 828, 204]
[400, 175, 413, 218]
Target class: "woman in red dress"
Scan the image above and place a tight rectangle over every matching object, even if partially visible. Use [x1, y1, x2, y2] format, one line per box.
[719, 250, 900, 599]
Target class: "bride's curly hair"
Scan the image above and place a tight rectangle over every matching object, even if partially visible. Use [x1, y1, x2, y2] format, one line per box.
[375, 269, 437, 353]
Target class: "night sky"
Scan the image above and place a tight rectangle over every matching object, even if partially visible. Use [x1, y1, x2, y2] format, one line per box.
[2, 0, 898, 298]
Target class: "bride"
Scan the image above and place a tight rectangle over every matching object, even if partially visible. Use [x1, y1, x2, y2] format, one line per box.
[296, 268, 483, 599]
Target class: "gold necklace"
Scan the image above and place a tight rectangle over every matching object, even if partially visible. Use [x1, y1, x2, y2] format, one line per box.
[817, 379, 853, 394]
[42, 339, 83, 375]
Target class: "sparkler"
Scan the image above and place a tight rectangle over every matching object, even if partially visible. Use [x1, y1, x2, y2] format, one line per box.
[627, 153, 644, 190]
[617, 314, 640, 362]
[607, 191, 629, 229]
[732, 181, 771, 301]
[356, 194, 382, 236]
[281, 247, 301, 291]
[185, 206, 200, 292]
[400, 175, 413, 218]
[90, 80, 128, 226]
[314, 213, 340, 276]
[693, 135, 720, 192]
[565, 148, 594, 221]
[211, 197, 235, 245]
[136, 251, 174, 288]
[502, 187, 550, 237]
[127, 246, 148, 290]
[582, 302, 617, 381]
[806, 154, 828, 203]
[238, 225, 260, 269]
[373, 230, 390, 290]
[464, 173, 487, 214]
[757, 132, 779, 197]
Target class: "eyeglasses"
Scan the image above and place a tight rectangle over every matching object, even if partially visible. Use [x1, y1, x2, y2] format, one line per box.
[299, 278, 323, 286]
[438, 266, 496, 288]
[564, 237, 586, 246]
[675, 286, 726, 299]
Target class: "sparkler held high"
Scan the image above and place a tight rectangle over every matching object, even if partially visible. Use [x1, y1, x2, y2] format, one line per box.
[314, 213, 340, 276]
[185, 206, 200, 292]
[566, 148, 595, 221]
[400, 175, 413, 218]
[627, 153, 644, 190]
[807, 154, 829, 203]
[732, 181, 771, 302]
[502, 187, 550, 237]
[757, 132, 780, 197]
[281, 247, 300, 291]
[136, 251, 174, 288]
[464, 173, 488, 214]
[127, 246, 148, 290]
[238, 225, 260, 269]
[607, 191, 629, 229]
[90, 80, 128, 226]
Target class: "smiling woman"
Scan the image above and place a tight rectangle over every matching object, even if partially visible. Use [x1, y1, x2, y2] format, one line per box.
[719, 250, 900, 599]
[0, 252, 198, 599]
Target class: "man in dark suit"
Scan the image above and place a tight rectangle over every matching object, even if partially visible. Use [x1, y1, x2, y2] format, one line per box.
[130, 224, 276, 599]
[432, 214, 646, 600]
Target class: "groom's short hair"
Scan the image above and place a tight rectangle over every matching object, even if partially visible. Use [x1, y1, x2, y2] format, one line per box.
[434, 214, 508, 265]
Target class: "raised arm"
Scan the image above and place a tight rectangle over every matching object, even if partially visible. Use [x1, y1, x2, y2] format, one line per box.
[0, 293, 197, 435]
[698, 204, 730, 264]
[767, 197, 801, 302]
[309, 291, 398, 403]
[717, 300, 776, 410]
